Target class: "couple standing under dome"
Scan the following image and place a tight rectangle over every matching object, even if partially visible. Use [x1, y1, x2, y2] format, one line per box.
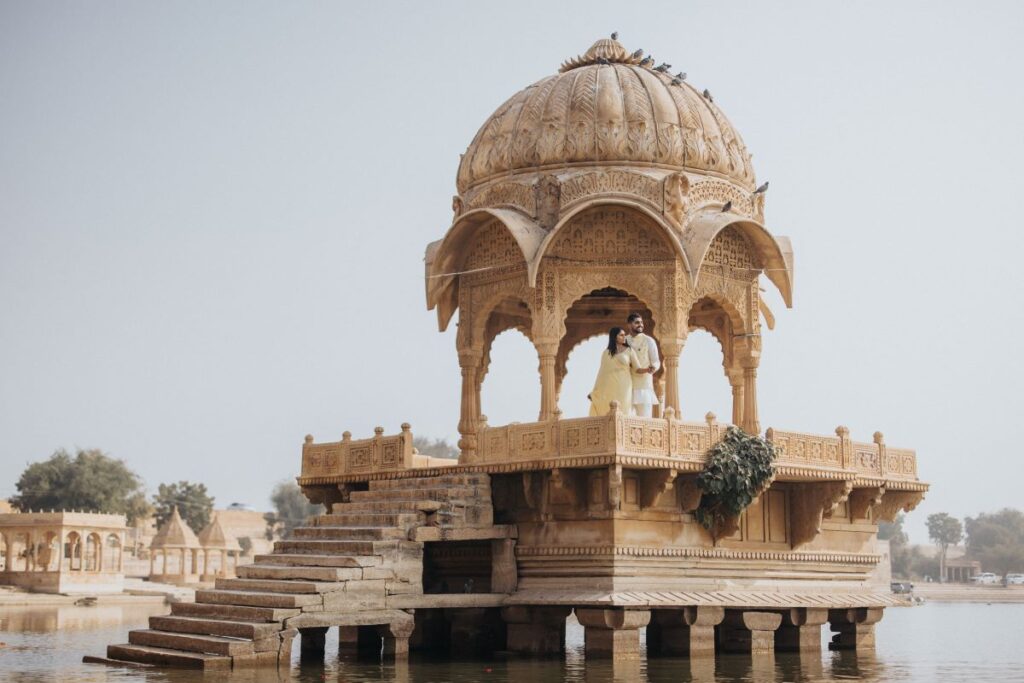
[588, 313, 660, 418]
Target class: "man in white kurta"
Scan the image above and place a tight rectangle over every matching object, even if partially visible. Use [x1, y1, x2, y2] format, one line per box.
[626, 313, 660, 417]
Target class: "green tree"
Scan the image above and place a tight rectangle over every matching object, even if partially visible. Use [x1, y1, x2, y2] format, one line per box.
[965, 508, 1024, 579]
[412, 436, 459, 459]
[927, 512, 963, 583]
[153, 481, 214, 534]
[11, 448, 151, 524]
[264, 481, 321, 539]
[879, 513, 912, 579]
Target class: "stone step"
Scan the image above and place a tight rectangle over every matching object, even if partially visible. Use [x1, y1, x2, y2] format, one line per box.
[348, 487, 490, 503]
[171, 601, 300, 623]
[313, 512, 422, 527]
[195, 589, 323, 609]
[236, 563, 363, 582]
[128, 629, 254, 656]
[106, 643, 231, 670]
[253, 553, 382, 568]
[290, 526, 408, 541]
[369, 474, 490, 490]
[330, 500, 451, 514]
[273, 539, 399, 555]
[215, 577, 347, 594]
[149, 615, 281, 640]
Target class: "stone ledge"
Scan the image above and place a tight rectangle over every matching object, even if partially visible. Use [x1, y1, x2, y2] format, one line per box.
[515, 545, 882, 564]
[284, 608, 412, 630]
[504, 589, 904, 609]
[411, 525, 517, 542]
[386, 593, 507, 609]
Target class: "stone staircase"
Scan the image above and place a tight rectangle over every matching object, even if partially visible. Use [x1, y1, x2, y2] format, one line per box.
[89, 472, 493, 670]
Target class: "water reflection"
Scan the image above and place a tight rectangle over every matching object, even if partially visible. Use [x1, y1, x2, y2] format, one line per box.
[0, 603, 1022, 682]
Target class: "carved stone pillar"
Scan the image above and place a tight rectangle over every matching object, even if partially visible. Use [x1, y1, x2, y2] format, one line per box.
[501, 606, 571, 654]
[337, 625, 359, 653]
[828, 608, 883, 651]
[648, 606, 723, 657]
[299, 626, 328, 661]
[661, 339, 683, 416]
[728, 370, 745, 427]
[537, 342, 558, 421]
[741, 361, 760, 434]
[491, 538, 518, 593]
[575, 608, 650, 659]
[380, 617, 415, 658]
[777, 607, 828, 653]
[686, 606, 725, 657]
[457, 353, 480, 462]
[718, 610, 781, 655]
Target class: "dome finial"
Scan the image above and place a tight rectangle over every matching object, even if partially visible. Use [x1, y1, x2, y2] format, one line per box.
[559, 37, 644, 72]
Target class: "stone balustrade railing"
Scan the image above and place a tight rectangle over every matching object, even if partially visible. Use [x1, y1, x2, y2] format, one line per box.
[301, 423, 415, 479]
[298, 409, 919, 484]
[765, 426, 917, 479]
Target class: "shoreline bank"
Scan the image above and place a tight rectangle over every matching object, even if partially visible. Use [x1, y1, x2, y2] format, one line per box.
[912, 584, 1024, 604]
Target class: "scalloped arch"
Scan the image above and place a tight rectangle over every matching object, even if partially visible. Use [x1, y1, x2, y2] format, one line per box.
[528, 198, 692, 286]
[683, 211, 794, 307]
[426, 208, 546, 331]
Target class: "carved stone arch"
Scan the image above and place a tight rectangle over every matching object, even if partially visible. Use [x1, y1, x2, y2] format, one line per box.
[686, 292, 754, 428]
[687, 292, 746, 350]
[683, 211, 794, 307]
[463, 282, 536, 353]
[476, 294, 536, 389]
[554, 328, 603, 399]
[426, 208, 546, 331]
[548, 271, 667, 345]
[528, 199, 692, 286]
[554, 287, 660, 399]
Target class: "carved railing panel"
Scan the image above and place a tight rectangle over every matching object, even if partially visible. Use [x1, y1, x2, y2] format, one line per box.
[299, 415, 919, 486]
[851, 441, 882, 478]
[767, 429, 845, 471]
[301, 424, 414, 479]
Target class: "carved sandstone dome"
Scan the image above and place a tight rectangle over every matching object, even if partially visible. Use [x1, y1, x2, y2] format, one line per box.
[456, 38, 756, 194]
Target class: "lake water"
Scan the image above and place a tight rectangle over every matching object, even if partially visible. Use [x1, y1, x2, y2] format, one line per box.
[1, 602, 1022, 682]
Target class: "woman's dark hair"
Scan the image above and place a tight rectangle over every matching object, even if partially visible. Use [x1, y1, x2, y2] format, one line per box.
[606, 327, 625, 356]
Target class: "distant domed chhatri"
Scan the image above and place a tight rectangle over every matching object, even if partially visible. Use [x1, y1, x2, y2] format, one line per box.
[456, 37, 755, 195]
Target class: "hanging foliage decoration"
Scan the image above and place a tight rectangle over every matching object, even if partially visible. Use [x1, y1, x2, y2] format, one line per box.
[694, 427, 778, 538]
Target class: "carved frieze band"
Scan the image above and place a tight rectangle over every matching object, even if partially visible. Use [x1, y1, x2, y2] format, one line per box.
[558, 170, 663, 210]
[686, 179, 754, 220]
[460, 172, 764, 230]
[515, 545, 882, 565]
[464, 182, 536, 215]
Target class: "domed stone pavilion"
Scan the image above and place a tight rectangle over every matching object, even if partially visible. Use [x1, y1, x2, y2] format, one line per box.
[93, 38, 928, 671]
[426, 36, 794, 457]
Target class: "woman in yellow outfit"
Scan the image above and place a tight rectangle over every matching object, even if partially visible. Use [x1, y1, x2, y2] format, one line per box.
[589, 327, 645, 416]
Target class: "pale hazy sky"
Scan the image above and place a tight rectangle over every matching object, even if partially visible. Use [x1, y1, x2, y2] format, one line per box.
[2, 1, 1022, 543]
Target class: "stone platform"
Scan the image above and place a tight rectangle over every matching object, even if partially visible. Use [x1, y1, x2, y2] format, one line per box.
[87, 466, 905, 670]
